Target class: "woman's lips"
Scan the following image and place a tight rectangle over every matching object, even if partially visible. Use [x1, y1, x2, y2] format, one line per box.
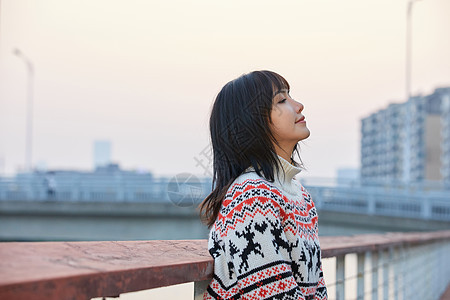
[295, 116, 306, 123]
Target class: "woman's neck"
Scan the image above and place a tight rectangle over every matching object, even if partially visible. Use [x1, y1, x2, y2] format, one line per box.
[274, 155, 302, 195]
[273, 143, 294, 165]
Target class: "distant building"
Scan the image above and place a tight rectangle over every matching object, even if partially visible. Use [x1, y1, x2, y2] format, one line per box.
[10, 164, 157, 202]
[442, 93, 450, 183]
[361, 87, 450, 184]
[93, 140, 111, 169]
[4, 165, 215, 204]
[336, 168, 360, 186]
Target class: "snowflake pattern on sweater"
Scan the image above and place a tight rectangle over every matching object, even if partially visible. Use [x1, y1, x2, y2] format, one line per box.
[204, 159, 327, 300]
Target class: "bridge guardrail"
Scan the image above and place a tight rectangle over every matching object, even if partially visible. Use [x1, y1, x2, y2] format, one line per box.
[1, 176, 449, 221]
[307, 186, 450, 222]
[1, 231, 449, 300]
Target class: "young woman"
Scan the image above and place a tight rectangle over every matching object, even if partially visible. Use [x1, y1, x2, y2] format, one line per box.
[200, 70, 327, 300]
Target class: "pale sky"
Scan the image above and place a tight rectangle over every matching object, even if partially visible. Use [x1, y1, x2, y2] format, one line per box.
[1, 0, 449, 179]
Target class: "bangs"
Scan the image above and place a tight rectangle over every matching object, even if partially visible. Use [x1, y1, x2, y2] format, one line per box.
[261, 71, 290, 97]
[243, 70, 291, 110]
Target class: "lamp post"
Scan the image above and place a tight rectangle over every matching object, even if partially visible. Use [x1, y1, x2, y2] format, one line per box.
[404, 0, 422, 184]
[406, 0, 422, 101]
[13, 48, 34, 172]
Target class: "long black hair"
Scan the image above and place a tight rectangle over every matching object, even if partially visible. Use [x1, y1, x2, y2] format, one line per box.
[199, 70, 302, 227]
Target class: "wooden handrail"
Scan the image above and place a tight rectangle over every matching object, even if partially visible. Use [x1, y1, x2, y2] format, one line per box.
[320, 230, 450, 257]
[0, 240, 212, 300]
[1, 230, 450, 300]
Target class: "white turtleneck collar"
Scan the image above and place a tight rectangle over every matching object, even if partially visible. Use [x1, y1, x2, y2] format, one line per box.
[244, 155, 302, 195]
[273, 155, 302, 195]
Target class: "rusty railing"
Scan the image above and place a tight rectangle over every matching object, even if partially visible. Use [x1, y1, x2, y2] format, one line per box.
[1, 231, 450, 300]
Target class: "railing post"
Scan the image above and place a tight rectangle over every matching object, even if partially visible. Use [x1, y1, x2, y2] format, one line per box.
[193, 280, 210, 300]
[371, 250, 378, 300]
[357, 252, 365, 300]
[382, 249, 389, 300]
[392, 247, 399, 300]
[404, 245, 413, 300]
[400, 245, 407, 300]
[443, 241, 448, 294]
[441, 241, 450, 298]
[431, 242, 437, 300]
[336, 254, 345, 300]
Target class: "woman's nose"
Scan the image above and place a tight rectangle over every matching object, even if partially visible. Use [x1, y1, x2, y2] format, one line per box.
[295, 100, 304, 112]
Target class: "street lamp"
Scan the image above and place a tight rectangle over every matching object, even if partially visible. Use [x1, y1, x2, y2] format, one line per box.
[406, 0, 422, 101]
[13, 48, 34, 172]
[403, 0, 422, 184]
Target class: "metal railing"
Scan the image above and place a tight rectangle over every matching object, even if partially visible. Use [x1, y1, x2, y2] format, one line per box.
[307, 185, 450, 221]
[321, 232, 450, 300]
[0, 176, 212, 203]
[1, 175, 449, 221]
[1, 231, 449, 300]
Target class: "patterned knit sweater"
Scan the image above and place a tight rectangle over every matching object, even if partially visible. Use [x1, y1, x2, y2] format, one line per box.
[203, 156, 327, 300]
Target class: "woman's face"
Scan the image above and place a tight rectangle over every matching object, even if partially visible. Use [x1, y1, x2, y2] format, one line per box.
[269, 89, 310, 151]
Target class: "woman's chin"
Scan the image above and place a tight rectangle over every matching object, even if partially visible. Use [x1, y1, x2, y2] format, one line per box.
[299, 129, 311, 141]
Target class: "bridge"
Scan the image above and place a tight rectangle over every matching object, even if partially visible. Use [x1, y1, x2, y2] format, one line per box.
[0, 174, 449, 241]
[1, 174, 450, 299]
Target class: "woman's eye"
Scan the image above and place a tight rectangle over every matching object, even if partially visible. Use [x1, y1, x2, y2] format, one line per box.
[278, 99, 286, 104]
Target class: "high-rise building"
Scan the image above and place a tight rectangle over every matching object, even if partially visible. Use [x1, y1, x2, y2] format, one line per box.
[441, 92, 450, 183]
[361, 87, 450, 184]
[361, 103, 405, 180]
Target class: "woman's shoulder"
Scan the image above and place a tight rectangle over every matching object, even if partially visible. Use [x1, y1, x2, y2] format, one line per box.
[214, 171, 288, 236]
[229, 169, 269, 187]
[220, 171, 287, 213]
[226, 170, 280, 197]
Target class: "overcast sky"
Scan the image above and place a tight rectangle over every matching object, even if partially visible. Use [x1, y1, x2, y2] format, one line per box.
[0, 0, 449, 179]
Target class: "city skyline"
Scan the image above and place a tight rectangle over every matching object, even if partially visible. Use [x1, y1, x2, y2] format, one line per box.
[1, 0, 449, 178]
